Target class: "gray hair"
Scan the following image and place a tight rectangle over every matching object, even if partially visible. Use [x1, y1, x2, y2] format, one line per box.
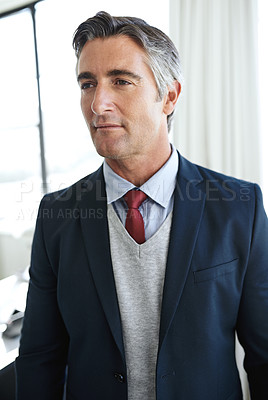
[73, 11, 183, 131]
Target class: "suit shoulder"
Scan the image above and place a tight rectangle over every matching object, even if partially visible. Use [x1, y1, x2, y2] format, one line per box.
[199, 164, 253, 189]
[179, 154, 259, 203]
[40, 166, 103, 209]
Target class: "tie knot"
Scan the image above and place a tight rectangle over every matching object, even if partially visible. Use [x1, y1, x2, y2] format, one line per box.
[124, 190, 147, 209]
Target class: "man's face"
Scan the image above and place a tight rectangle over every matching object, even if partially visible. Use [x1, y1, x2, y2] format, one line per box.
[77, 36, 172, 163]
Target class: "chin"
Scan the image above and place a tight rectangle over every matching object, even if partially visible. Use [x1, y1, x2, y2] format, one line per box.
[94, 141, 128, 160]
[95, 147, 120, 160]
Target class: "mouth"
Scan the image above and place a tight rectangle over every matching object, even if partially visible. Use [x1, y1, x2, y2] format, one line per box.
[94, 123, 122, 130]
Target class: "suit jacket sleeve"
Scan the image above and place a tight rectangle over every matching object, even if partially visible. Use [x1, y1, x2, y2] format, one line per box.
[15, 195, 69, 400]
[236, 184, 268, 399]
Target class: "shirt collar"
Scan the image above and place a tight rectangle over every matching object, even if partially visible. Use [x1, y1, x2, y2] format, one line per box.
[103, 144, 179, 208]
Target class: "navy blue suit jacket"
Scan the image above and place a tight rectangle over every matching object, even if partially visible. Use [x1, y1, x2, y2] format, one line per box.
[16, 154, 268, 399]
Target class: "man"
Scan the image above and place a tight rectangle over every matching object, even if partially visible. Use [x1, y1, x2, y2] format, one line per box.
[16, 11, 268, 400]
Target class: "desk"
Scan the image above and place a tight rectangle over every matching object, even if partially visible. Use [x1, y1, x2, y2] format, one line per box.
[0, 272, 29, 370]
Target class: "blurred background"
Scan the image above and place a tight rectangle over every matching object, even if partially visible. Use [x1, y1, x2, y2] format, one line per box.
[0, 1, 267, 397]
[0, 0, 267, 280]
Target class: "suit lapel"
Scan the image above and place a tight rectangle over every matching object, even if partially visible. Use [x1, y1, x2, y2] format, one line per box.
[158, 155, 206, 351]
[77, 156, 206, 361]
[78, 166, 125, 362]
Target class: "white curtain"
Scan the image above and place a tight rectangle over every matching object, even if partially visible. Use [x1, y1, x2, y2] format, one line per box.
[170, 0, 260, 185]
[169, 1, 261, 399]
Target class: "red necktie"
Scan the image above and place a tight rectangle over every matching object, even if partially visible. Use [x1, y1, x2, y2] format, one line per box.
[124, 190, 147, 244]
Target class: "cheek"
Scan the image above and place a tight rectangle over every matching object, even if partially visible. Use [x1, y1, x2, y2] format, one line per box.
[127, 97, 152, 120]
[133, 99, 162, 127]
[80, 96, 86, 115]
[81, 96, 92, 120]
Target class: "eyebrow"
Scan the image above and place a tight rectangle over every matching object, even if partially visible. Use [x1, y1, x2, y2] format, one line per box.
[77, 69, 142, 83]
[107, 69, 142, 82]
[77, 71, 95, 82]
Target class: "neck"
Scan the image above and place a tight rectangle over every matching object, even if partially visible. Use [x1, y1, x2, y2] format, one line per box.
[105, 144, 172, 187]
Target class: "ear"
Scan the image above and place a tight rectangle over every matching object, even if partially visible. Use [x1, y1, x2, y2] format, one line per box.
[163, 81, 181, 116]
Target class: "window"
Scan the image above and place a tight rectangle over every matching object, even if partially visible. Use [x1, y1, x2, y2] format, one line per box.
[0, 0, 169, 277]
[258, 0, 268, 212]
[0, 8, 41, 230]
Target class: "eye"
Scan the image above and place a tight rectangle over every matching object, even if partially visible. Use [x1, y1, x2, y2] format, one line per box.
[114, 79, 131, 86]
[80, 81, 95, 90]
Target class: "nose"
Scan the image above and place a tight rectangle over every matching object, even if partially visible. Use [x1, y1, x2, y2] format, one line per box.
[91, 84, 115, 115]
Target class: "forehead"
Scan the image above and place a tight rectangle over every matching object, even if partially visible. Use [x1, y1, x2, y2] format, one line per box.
[77, 35, 150, 75]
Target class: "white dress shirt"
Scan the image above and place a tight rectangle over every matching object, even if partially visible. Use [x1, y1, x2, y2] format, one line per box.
[103, 144, 179, 240]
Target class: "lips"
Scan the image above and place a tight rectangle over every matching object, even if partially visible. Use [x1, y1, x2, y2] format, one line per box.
[93, 121, 124, 132]
[95, 124, 122, 129]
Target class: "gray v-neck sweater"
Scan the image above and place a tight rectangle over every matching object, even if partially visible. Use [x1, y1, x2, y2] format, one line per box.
[107, 204, 173, 400]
